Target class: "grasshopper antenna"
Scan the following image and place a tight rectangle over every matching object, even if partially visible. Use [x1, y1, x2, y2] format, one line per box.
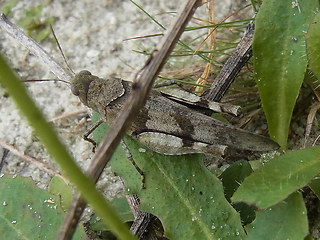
[22, 26, 73, 86]
[50, 24, 75, 75]
[23, 79, 71, 85]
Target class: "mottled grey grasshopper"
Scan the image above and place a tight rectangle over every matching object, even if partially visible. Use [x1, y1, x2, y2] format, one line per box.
[0, 13, 278, 156]
[71, 70, 279, 155]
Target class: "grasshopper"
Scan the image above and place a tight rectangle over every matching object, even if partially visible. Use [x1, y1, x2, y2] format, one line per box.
[71, 70, 279, 155]
[0, 13, 278, 156]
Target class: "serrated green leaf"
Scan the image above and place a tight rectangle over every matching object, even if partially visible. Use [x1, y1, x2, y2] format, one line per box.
[232, 146, 320, 208]
[0, 174, 86, 239]
[246, 192, 308, 240]
[112, 136, 246, 240]
[91, 112, 247, 239]
[253, 0, 319, 149]
[306, 12, 320, 81]
[48, 176, 73, 212]
[89, 197, 134, 231]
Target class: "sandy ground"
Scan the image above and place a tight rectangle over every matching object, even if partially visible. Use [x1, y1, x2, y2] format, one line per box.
[0, 0, 246, 199]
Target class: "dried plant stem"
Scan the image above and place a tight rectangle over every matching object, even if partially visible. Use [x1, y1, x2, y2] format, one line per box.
[196, 0, 216, 92]
[48, 109, 88, 122]
[304, 101, 320, 147]
[204, 22, 254, 102]
[0, 138, 67, 181]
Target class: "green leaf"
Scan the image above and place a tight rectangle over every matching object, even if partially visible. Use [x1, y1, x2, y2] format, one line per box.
[253, 0, 319, 149]
[219, 161, 256, 225]
[112, 136, 246, 240]
[219, 160, 253, 200]
[1, 0, 19, 15]
[17, 5, 54, 43]
[91, 112, 246, 239]
[246, 192, 308, 240]
[309, 177, 320, 199]
[232, 146, 320, 208]
[18, 5, 43, 29]
[232, 202, 256, 225]
[48, 176, 73, 212]
[92, 112, 110, 143]
[89, 197, 134, 231]
[305, 235, 315, 240]
[306, 12, 320, 81]
[0, 174, 86, 239]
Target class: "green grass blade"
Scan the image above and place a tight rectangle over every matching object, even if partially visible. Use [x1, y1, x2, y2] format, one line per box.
[249, 0, 259, 14]
[129, 0, 165, 29]
[129, 0, 210, 62]
[253, 0, 319, 149]
[0, 53, 136, 240]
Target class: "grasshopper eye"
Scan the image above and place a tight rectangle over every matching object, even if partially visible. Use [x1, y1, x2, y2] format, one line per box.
[71, 71, 96, 105]
[79, 70, 92, 75]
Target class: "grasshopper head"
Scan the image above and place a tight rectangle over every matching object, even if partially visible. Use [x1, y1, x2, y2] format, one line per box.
[71, 70, 99, 105]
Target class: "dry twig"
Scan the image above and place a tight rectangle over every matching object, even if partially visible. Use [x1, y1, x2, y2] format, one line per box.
[204, 21, 254, 102]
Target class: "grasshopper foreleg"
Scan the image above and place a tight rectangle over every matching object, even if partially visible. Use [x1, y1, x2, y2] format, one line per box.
[83, 119, 103, 153]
